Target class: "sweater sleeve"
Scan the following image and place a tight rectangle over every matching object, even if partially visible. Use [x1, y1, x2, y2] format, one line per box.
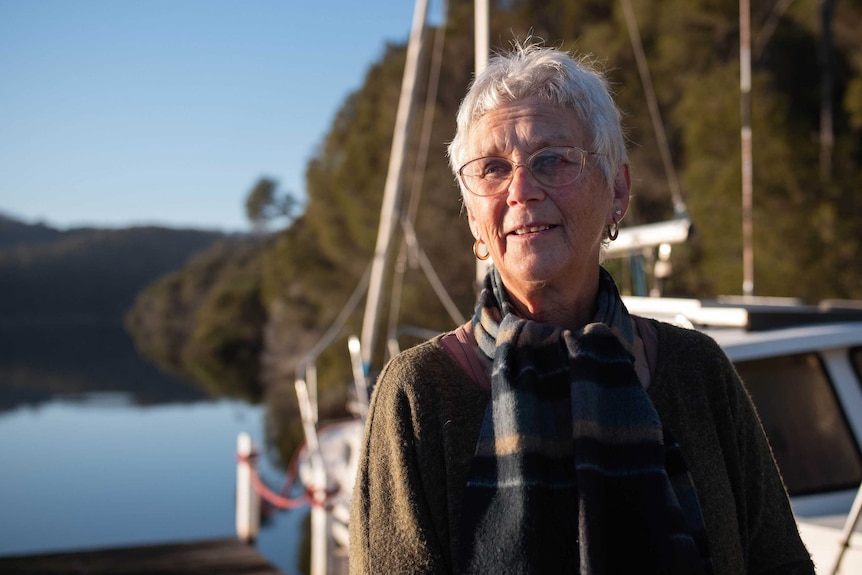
[650, 323, 814, 574]
[723, 347, 815, 574]
[348, 349, 451, 575]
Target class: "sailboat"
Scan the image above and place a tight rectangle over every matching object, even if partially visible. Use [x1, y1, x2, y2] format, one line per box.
[235, 1, 862, 574]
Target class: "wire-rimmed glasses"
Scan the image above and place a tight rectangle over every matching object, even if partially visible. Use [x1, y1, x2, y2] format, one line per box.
[457, 146, 598, 197]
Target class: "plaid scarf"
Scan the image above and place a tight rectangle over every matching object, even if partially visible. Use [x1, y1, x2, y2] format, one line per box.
[458, 267, 711, 574]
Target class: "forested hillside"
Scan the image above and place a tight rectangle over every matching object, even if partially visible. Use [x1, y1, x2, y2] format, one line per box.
[0, 215, 225, 321]
[126, 236, 269, 401]
[126, 0, 862, 462]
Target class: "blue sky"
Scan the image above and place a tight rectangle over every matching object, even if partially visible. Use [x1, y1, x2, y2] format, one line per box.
[0, 0, 444, 232]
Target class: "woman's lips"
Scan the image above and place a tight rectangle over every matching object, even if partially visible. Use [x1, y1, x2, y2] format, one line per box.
[510, 224, 554, 235]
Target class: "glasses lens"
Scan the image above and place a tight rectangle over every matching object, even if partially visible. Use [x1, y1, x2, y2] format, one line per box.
[460, 158, 513, 196]
[529, 148, 584, 187]
[459, 147, 586, 196]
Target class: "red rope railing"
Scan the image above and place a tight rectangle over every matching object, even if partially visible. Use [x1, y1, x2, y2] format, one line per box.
[237, 448, 340, 511]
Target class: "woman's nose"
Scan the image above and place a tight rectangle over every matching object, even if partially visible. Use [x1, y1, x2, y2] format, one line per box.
[506, 164, 545, 204]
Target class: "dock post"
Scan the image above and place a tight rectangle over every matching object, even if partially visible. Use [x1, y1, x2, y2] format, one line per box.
[236, 432, 260, 543]
[310, 499, 330, 575]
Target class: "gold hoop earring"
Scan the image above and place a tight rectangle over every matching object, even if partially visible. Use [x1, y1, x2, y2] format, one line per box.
[473, 239, 491, 261]
[608, 220, 620, 241]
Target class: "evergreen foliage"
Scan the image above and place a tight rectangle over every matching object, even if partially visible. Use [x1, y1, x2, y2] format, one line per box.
[245, 177, 298, 233]
[0, 218, 224, 320]
[126, 237, 270, 401]
[122, 0, 862, 463]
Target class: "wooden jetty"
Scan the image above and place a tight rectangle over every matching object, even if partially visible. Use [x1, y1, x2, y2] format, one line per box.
[0, 537, 283, 575]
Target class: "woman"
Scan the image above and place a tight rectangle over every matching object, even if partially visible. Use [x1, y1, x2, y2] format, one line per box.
[349, 42, 813, 574]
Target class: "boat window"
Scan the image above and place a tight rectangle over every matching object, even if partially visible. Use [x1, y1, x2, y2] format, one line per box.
[853, 347, 862, 385]
[735, 352, 862, 496]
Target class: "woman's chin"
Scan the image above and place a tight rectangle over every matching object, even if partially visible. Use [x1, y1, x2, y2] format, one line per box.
[499, 261, 562, 290]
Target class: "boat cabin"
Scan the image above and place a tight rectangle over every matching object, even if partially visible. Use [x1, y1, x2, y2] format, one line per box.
[625, 295, 862, 574]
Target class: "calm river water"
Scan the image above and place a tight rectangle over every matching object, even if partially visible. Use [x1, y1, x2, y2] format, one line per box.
[0, 321, 309, 574]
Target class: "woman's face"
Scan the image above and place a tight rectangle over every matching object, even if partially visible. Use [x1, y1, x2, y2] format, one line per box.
[463, 97, 630, 304]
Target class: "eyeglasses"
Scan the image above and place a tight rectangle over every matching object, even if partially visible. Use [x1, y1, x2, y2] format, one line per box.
[458, 146, 598, 197]
[458, 146, 598, 196]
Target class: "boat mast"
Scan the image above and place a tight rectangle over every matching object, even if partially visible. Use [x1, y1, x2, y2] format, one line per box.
[360, 0, 429, 369]
[740, 0, 754, 297]
[474, 0, 490, 286]
[475, 0, 489, 73]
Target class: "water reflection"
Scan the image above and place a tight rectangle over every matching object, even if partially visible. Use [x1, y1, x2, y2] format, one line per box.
[0, 320, 207, 411]
[0, 320, 307, 574]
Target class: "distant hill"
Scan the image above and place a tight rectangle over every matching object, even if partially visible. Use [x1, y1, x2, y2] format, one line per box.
[0, 215, 229, 322]
[0, 213, 64, 248]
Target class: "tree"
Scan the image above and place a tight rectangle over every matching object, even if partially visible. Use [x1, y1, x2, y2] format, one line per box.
[245, 177, 297, 233]
[126, 0, 862, 466]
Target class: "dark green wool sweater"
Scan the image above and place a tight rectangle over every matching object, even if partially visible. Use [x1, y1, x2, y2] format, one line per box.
[349, 320, 814, 574]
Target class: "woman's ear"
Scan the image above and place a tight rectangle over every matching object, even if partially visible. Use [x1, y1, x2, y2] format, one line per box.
[466, 203, 480, 240]
[611, 163, 632, 222]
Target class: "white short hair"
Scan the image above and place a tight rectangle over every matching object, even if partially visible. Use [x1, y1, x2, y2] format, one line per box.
[447, 40, 627, 195]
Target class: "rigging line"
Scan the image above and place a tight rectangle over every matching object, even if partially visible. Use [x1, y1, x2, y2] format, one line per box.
[386, 226, 466, 359]
[402, 215, 466, 327]
[406, 0, 448, 232]
[386, 242, 409, 359]
[387, 3, 451, 354]
[297, 262, 372, 382]
[754, 0, 794, 62]
[361, 0, 429, 366]
[418, 246, 467, 326]
[619, 0, 687, 217]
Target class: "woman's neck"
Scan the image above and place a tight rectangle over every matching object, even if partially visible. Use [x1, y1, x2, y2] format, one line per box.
[503, 271, 600, 331]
